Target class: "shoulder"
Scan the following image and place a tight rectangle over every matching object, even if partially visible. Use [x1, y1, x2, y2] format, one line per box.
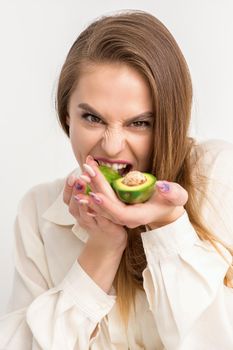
[17, 177, 66, 219]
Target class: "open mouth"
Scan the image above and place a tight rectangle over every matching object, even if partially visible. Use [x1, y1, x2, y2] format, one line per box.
[95, 159, 132, 176]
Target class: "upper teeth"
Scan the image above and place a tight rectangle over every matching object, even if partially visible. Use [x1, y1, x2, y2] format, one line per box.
[98, 160, 128, 170]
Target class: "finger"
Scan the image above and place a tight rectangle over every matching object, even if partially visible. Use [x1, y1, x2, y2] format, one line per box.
[74, 196, 99, 229]
[83, 155, 117, 200]
[87, 191, 139, 226]
[63, 168, 80, 205]
[156, 181, 188, 206]
[66, 174, 87, 217]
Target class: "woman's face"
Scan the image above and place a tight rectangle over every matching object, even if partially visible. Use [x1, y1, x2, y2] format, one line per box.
[67, 63, 154, 174]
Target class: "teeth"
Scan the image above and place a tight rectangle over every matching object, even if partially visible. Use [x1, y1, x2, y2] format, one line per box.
[112, 164, 119, 171]
[98, 161, 128, 171]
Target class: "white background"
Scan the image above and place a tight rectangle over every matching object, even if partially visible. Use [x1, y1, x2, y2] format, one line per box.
[0, 0, 232, 314]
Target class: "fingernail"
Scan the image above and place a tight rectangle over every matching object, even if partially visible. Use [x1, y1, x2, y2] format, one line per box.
[75, 182, 84, 191]
[89, 192, 102, 204]
[79, 199, 89, 205]
[86, 155, 94, 162]
[86, 212, 96, 217]
[68, 174, 75, 187]
[74, 195, 88, 205]
[156, 181, 170, 193]
[80, 174, 91, 183]
[86, 155, 98, 166]
[83, 163, 96, 177]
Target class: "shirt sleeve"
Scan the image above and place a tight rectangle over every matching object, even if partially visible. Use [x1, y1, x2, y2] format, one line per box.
[141, 141, 233, 350]
[0, 189, 115, 350]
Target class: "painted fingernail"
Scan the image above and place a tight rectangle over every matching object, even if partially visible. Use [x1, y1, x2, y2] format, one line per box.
[86, 212, 96, 217]
[80, 174, 91, 183]
[68, 174, 75, 187]
[156, 181, 170, 193]
[74, 195, 88, 205]
[86, 155, 98, 166]
[83, 163, 96, 177]
[86, 155, 94, 162]
[75, 182, 84, 191]
[79, 199, 89, 205]
[89, 192, 102, 204]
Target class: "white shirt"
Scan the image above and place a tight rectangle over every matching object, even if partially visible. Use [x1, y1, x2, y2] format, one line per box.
[0, 139, 233, 350]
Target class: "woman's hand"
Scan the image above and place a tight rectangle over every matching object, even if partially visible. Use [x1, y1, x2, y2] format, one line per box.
[79, 156, 188, 230]
[63, 168, 127, 294]
[63, 169, 127, 252]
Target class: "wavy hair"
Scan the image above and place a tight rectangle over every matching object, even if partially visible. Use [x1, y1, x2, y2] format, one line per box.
[56, 10, 233, 324]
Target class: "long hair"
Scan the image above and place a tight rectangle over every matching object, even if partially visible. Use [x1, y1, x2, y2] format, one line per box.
[56, 10, 233, 323]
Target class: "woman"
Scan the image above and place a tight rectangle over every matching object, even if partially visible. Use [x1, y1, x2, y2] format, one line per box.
[1, 10, 233, 350]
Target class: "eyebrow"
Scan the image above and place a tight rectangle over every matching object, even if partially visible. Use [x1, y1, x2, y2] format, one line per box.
[78, 103, 153, 123]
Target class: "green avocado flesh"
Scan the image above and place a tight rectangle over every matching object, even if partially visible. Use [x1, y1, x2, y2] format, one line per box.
[98, 165, 121, 183]
[112, 173, 156, 204]
[86, 166, 156, 204]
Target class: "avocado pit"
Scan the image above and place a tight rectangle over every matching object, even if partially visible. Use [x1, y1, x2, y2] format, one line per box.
[112, 170, 156, 204]
[122, 170, 147, 186]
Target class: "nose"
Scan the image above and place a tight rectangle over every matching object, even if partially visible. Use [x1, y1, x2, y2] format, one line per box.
[101, 127, 125, 156]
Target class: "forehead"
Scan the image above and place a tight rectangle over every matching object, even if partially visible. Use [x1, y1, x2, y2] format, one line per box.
[70, 63, 153, 118]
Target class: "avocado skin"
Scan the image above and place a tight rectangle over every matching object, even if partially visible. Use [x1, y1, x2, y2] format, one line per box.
[112, 173, 156, 204]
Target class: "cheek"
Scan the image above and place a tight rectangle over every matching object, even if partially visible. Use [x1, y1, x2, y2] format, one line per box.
[137, 134, 153, 165]
[132, 133, 153, 155]
[69, 124, 101, 161]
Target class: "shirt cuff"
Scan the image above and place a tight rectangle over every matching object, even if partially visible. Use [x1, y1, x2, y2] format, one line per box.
[59, 261, 116, 323]
[141, 211, 199, 257]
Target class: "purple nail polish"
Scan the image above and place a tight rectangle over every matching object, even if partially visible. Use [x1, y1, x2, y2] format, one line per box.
[75, 183, 83, 191]
[74, 195, 81, 201]
[157, 182, 170, 192]
[89, 192, 102, 204]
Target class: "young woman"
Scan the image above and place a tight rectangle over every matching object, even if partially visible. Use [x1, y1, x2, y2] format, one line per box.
[1, 10, 233, 350]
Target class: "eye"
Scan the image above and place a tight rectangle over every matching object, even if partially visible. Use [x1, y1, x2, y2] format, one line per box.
[130, 120, 152, 128]
[81, 113, 104, 124]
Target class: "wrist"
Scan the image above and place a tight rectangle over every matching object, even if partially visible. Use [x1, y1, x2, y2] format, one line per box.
[86, 235, 127, 256]
[85, 239, 126, 259]
[78, 242, 124, 293]
[148, 206, 185, 230]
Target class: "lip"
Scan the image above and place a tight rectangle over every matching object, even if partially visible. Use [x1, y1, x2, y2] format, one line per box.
[94, 157, 132, 166]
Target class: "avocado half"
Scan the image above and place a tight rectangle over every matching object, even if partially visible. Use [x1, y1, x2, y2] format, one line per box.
[86, 165, 156, 204]
[112, 172, 156, 204]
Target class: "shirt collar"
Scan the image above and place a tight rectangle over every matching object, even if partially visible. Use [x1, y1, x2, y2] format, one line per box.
[42, 174, 89, 243]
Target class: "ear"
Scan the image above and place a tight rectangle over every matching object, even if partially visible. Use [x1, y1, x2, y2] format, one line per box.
[66, 115, 70, 126]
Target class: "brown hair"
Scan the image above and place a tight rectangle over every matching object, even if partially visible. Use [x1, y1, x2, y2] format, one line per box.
[56, 10, 233, 323]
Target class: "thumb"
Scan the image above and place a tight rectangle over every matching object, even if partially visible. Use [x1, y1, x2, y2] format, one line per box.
[156, 181, 188, 206]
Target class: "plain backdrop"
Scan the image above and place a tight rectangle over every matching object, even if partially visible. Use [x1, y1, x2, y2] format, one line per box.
[0, 0, 233, 315]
